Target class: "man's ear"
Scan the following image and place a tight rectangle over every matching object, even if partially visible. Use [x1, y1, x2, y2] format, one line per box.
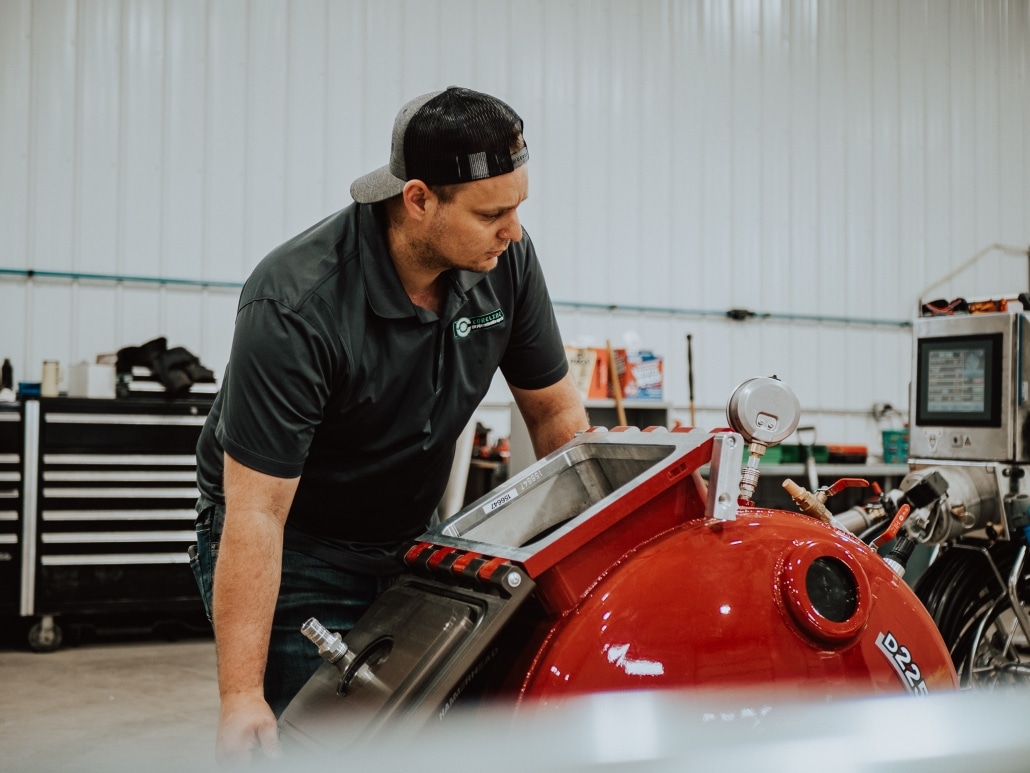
[401, 180, 434, 221]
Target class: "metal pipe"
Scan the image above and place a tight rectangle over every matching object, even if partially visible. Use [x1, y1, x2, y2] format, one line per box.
[1, 267, 915, 328]
[1005, 546, 1030, 647]
[0, 267, 243, 291]
[553, 299, 910, 329]
[952, 543, 1030, 658]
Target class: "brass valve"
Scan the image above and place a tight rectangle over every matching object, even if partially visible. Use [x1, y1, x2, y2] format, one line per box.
[783, 478, 834, 523]
[783, 477, 871, 525]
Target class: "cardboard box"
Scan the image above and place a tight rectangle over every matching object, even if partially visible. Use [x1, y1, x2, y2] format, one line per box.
[615, 350, 664, 400]
[67, 362, 116, 398]
[566, 347, 665, 401]
[565, 346, 610, 400]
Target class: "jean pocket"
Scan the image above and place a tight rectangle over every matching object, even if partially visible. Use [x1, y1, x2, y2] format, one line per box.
[189, 507, 222, 623]
[188, 543, 213, 622]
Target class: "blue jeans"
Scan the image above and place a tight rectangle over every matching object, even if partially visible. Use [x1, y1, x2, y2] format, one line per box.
[189, 501, 397, 717]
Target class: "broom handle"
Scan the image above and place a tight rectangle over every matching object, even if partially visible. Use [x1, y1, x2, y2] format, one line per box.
[607, 340, 628, 426]
[687, 334, 696, 426]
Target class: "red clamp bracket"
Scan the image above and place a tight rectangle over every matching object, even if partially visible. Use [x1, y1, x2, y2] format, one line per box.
[402, 541, 524, 593]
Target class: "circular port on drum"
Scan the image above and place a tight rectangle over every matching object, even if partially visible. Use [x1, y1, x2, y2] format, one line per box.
[780, 541, 870, 644]
[806, 556, 858, 623]
[338, 637, 393, 696]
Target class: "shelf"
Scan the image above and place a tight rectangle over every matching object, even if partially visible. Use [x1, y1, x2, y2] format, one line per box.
[755, 463, 910, 478]
[583, 399, 670, 409]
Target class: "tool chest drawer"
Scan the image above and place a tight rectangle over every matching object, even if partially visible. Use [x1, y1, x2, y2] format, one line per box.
[0, 404, 22, 615]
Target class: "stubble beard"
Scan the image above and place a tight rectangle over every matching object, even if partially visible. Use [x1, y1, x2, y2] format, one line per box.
[407, 234, 458, 274]
[409, 231, 502, 275]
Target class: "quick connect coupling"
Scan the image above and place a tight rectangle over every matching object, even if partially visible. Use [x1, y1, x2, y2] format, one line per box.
[301, 617, 350, 664]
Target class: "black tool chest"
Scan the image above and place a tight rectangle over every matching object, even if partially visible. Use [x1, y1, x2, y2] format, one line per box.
[6, 397, 211, 650]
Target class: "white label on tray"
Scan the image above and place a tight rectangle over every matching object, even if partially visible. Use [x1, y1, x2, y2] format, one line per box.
[483, 487, 519, 514]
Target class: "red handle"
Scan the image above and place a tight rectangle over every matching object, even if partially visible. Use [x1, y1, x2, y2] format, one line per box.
[823, 477, 870, 497]
[871, 504, 912, 549]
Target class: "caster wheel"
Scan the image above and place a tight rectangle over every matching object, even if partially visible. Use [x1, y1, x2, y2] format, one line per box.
[28, 619, 63, 653]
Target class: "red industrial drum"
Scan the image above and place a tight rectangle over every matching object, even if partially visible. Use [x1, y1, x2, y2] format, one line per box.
[279, 424, 957, 753]
[515, 507, 952, 703]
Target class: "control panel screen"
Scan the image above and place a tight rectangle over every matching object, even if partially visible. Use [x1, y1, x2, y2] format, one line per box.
[916, 333, 1002, 427]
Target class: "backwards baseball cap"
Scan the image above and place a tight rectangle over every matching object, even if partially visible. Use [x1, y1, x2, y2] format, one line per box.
[350, 86, 529, 204]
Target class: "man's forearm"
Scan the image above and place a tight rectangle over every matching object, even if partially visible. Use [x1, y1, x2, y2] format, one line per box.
[212, 454, 299, 762]
[212, 511, 284, 701]
[527, 403, 590, 458]
[512, 373, 590, 459]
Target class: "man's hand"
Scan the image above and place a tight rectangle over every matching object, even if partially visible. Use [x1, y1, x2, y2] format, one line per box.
[215, 691, 283, 766]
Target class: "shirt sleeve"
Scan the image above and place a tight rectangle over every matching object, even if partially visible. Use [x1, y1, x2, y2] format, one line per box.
[499, 234, 569, 390]
[216, 298, 338, 478]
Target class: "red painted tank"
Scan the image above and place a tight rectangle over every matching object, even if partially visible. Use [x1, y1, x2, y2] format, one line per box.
[515, 507, 955, 702]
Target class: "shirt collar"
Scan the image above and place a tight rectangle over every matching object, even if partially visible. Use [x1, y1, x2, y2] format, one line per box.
[358, 203, 416, 319]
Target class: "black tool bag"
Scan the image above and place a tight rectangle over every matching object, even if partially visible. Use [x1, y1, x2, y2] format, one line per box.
[116, 337, 215, 397]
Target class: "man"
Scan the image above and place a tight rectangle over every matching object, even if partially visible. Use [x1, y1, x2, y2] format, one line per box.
[190, 86, 588, 764]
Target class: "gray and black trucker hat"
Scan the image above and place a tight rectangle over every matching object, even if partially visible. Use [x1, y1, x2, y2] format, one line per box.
[349, 86, 529, 204]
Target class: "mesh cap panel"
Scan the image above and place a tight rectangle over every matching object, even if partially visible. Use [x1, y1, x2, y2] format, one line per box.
[402, 88, 526, 185]
[350, 86, 528, 203]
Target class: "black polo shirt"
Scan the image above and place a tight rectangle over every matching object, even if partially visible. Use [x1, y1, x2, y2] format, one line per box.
[195, 202, 568, 571]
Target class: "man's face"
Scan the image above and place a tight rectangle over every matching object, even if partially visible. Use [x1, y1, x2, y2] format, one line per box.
[415, 165, 528, 274]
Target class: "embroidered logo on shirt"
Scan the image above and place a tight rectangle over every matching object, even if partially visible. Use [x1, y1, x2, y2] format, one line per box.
[453, 309, 505, 338]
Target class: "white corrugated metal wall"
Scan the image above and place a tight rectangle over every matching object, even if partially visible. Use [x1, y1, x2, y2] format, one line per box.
[1, 0, 1029, 453]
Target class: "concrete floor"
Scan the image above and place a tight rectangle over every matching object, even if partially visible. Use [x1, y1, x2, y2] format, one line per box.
[0, 627, 219, 772]
[6, 620, 1030, 772]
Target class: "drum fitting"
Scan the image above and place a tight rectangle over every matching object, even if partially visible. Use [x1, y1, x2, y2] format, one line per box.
[301, 617, 351, 665]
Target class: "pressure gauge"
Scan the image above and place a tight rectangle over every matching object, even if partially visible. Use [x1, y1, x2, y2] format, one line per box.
[726, 376, 801, 446]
